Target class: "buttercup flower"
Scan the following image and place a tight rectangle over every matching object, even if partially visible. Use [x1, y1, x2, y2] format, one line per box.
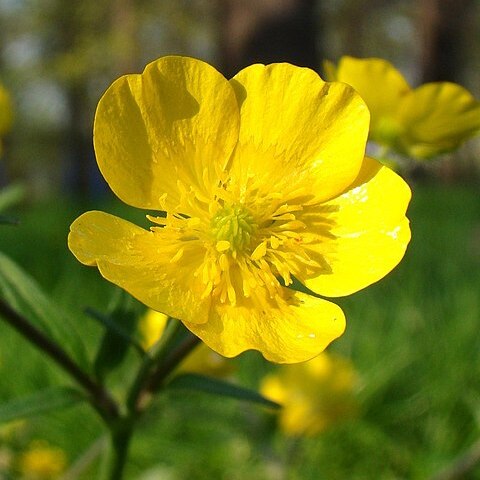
[260, 352, 358, 436]
[69, 56, 411, 363]
[325, 56, 480, 159]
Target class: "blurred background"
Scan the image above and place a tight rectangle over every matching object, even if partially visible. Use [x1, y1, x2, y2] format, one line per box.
[0, 1, 480, 479]
[1, 0, 480, 198]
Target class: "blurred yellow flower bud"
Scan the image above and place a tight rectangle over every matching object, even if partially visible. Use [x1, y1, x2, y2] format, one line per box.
[18, 441, 67, 479]
[176, 341, 235, 378]
[0, 83, 13, 136]
[260, 352, 358, 437]
[0, 82, 13, 156]
[138, 310, 168, 351]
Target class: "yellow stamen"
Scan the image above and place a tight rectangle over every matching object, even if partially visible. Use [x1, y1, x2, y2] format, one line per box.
[251, 241, 267, 261]
[216, 240, 231, 252]
[170, 247, 184, 263]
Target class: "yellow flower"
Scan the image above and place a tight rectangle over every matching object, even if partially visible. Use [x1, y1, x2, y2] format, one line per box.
[0, 83, 13, 135]
[138, 309, 168, 351]
[18, 441, 67, 479]
[326, 56, 480, 159]
[0, 82, 13, 154]
[260, 353, 358, 436]
[139, 309, 234, 377]
[68, 56, 411, 364]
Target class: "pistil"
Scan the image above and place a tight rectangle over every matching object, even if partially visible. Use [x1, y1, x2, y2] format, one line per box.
[210, 204, 257, 254]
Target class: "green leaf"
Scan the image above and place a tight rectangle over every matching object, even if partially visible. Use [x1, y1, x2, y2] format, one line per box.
[0, 387, 85, 424]
[166, 373, 281, 409]
[93, 289, 145, 380]
[86, 307, 144, 354]
[0, 252, 89, 368]
[0, 183, 25, 212]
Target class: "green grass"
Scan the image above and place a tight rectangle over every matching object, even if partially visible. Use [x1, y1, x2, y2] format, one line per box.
[0, 183, 479, 479]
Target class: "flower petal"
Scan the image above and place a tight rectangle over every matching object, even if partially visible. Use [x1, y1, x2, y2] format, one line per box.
[94, 56, 240, 211]
[68, 211, 211, 324]
[398, 82, 480, 158]
[334, 56, 411, 133]
[183, 290, 346, 364]
[228, 63, 369, 203]
[303, 157, 411, 297]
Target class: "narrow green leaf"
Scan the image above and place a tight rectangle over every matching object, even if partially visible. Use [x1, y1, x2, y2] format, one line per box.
[0, 387, 85, 424]
[93, 290, 145, 380]
[0, 214, 19, 226]
[0, 252, 88, 368]
[166, 373, 281, 409]
[0, 183, 25, 212]
[85, 307, 144, 355]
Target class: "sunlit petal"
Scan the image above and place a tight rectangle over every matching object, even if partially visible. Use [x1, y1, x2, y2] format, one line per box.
[229, 63, 369, 203]
[94, 56, 240, 211]
[68, 211, 211, 324]
[184, 290, 345, 364]
[303, 157, 411, 297]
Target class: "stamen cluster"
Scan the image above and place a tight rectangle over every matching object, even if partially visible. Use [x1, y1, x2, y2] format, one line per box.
[210, 204, 256, 254]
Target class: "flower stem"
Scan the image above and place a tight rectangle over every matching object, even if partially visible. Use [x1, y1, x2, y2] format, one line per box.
[145, 333, 200, 393]
[102, 419, 134, 480]
[126, 318, 183, 412]
[126, 319, 200, 413]
[0, 297, 119, 420]
[103, 321, 199, 478]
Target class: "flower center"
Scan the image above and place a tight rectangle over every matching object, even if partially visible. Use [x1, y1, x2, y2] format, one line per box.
[210, 204, 256, 253]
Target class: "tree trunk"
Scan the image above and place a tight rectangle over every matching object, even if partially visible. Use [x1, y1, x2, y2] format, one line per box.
[420, 0, 476, 83]
[218, 0, 320, 78]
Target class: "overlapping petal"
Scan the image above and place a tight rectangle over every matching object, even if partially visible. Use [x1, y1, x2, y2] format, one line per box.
[93, 56, 240, 211]
[68, 211, 211, 324]
[333, 56, 410, 132]
[183, 290, 345, 364]
[303, 157, 411, 297]
[398, 82, 480, 158]
[229, 63, 370, 203]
